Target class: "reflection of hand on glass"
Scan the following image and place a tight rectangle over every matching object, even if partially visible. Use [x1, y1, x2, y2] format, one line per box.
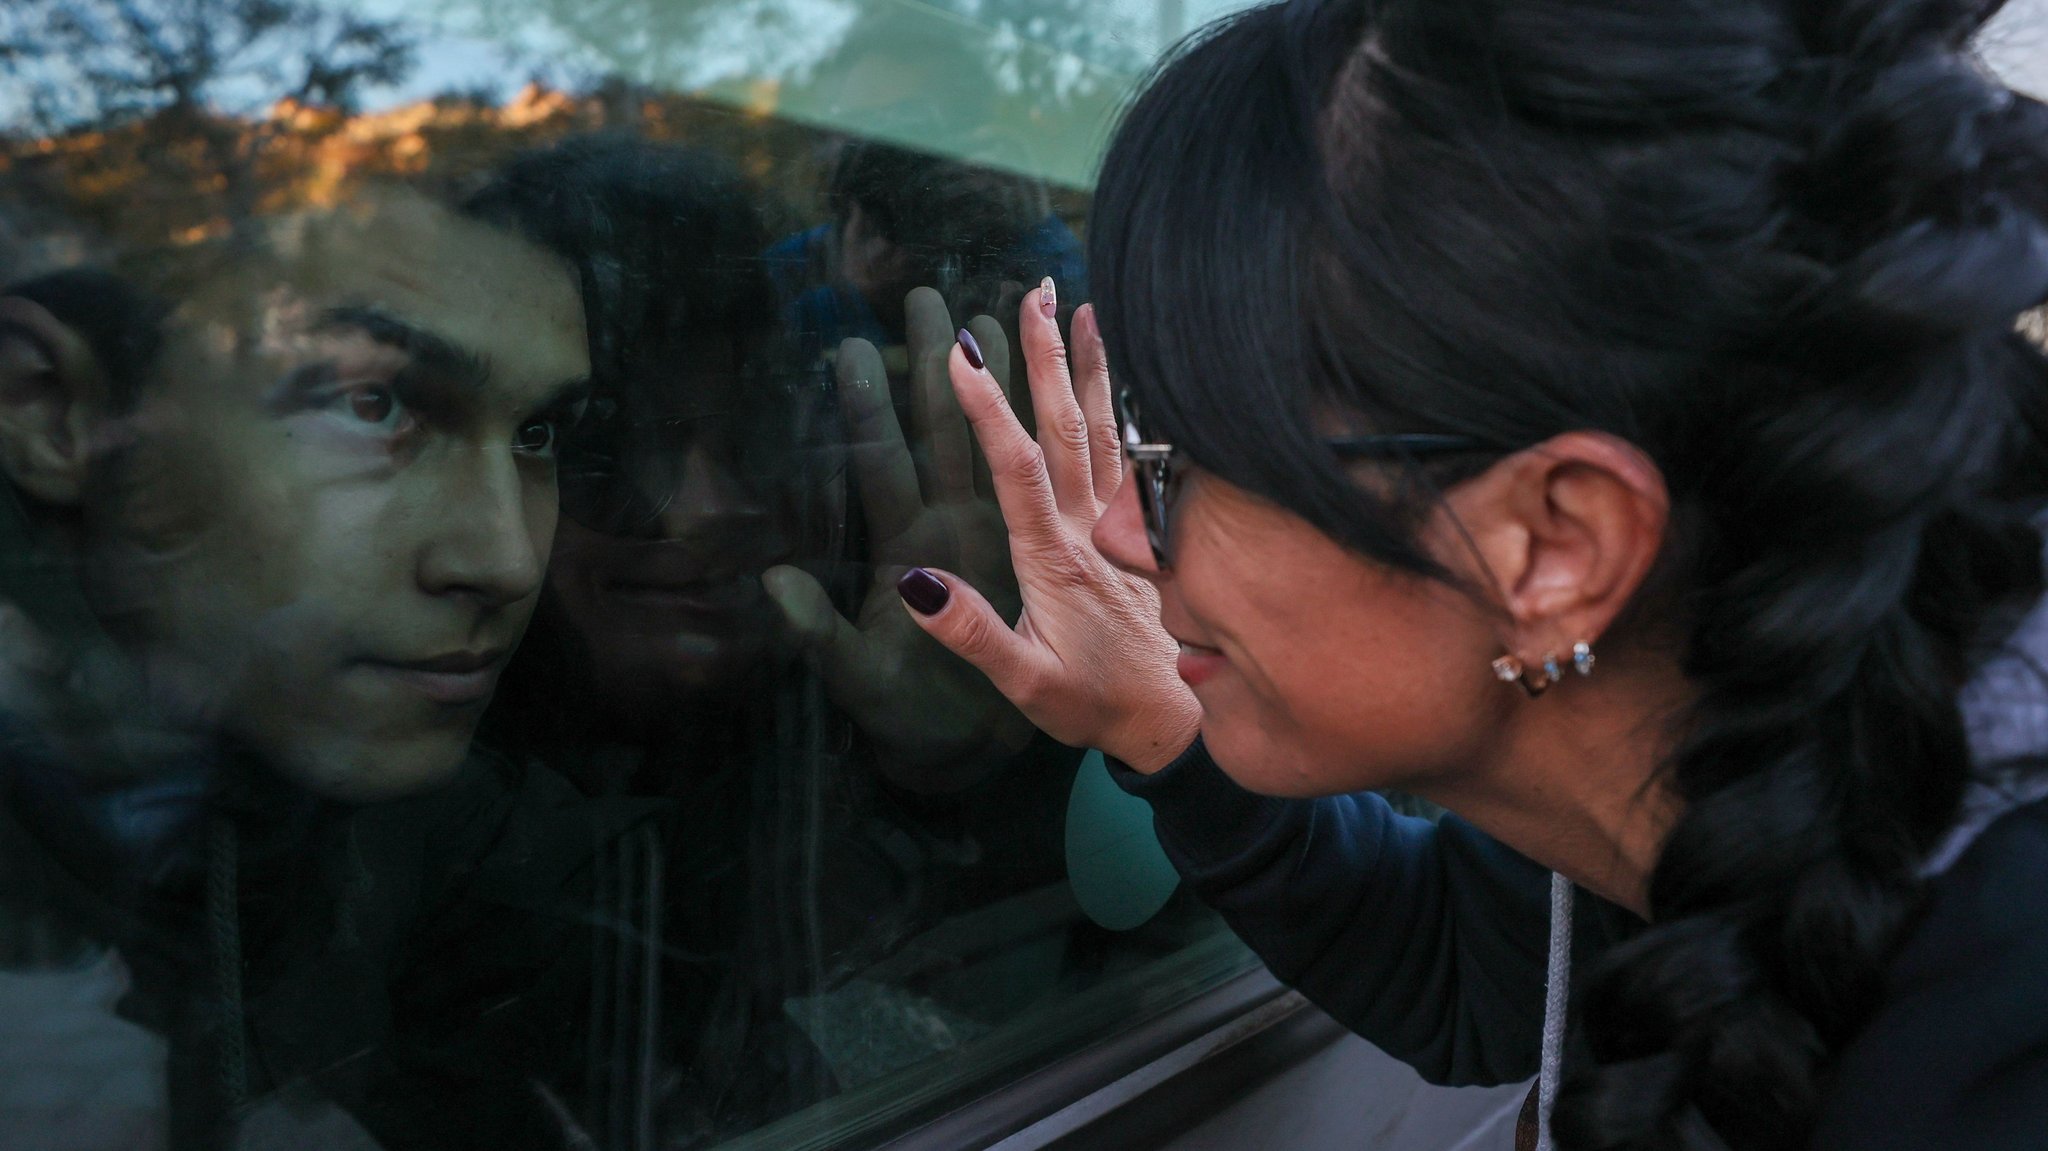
[893, 292, 1201, 773]
[0, 598, 214, 781]
[766, 287, 1034, 792]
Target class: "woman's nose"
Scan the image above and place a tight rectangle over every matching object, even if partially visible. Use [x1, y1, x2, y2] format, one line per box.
[1093, 470, 1165, 581]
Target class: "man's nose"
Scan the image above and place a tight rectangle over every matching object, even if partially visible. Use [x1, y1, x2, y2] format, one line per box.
[1093, 471, 1166, 581]
[417, 447, 546, 608]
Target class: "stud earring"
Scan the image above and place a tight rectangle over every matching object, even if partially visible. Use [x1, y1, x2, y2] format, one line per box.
[1491, 653, 1555, 698]
[1572, 641, 1596, 677]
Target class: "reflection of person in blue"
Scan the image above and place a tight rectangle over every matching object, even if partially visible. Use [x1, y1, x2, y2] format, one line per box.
[766, 138, 1088, 364]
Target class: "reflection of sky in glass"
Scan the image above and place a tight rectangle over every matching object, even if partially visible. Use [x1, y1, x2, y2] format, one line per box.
[286, 0, 1212, 183]
[356, 0, 1164, 95]
[347, 0, 2046, 156]
[1982, 0, 2048, 100]
[6, 0, 2040, 180]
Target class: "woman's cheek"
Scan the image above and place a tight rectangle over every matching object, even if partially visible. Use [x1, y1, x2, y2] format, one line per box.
[1183, 661, 1328, 796]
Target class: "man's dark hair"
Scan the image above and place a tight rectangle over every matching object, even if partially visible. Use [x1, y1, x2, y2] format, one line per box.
[463, 134, 780, 389]
[3, 178, 548, 414]
[826, 139, 1051, 288]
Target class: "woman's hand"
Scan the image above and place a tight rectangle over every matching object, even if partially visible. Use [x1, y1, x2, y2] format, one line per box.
[764, 287, 1036, 792]
[896, 284, 1200, 773]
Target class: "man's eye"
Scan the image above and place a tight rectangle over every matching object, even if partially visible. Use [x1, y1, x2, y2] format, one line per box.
[515, 418, 557, 455]
[325, 383, 413, 435]
[349, 388, 396, 424]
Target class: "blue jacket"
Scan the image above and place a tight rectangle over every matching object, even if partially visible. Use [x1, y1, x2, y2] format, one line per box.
[1113, 738, 2048, 1149]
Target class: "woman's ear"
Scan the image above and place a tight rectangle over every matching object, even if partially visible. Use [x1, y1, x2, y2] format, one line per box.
[1434, 431, 1670, 655]
[0, 296, 110, 507]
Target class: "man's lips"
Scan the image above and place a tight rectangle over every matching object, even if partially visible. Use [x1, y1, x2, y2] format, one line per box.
[356, 648, 510, 705]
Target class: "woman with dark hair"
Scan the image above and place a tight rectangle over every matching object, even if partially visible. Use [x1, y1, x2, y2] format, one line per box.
[896, 0, 2048, 1147]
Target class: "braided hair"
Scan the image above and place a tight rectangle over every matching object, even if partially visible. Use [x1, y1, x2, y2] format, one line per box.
[1088, 0, 2048, 1147]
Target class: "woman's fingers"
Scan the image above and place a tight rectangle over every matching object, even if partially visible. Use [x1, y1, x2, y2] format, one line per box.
[906, 287, 974, 498]
[834, 337, 922, 540]
[910, 336, 1206, 770]
[1071, 304, 1124, 508]
[948, 339, 1064, 556]
[895, 567, 1044, 707]
[965, 312, 1011, 501]
[1018, 280, 1099, 515]
[971, 311, 1013, 398]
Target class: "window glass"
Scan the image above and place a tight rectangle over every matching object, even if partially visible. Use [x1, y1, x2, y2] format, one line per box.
[0, 2, 1264, 1148]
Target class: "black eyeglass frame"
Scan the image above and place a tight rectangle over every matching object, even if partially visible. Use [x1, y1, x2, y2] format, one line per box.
[1115, 386, 1485, 568]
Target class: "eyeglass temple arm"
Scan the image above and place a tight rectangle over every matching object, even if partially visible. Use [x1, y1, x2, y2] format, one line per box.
[1324, 434, 1484, 459]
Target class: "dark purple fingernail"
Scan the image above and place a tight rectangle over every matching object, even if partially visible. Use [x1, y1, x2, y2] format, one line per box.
[898, 568, 951, 615]
[956, 328, 986, 371]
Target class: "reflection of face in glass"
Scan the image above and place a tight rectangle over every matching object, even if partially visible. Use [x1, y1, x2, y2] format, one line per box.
[546, 335, 843, 705]
[88, 190, 588, 801]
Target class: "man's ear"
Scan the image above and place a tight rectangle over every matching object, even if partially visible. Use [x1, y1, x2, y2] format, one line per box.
[0, 297, 110, 507]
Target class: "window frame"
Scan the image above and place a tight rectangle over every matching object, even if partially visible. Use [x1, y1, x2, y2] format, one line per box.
[873, 970, 1347, 1151]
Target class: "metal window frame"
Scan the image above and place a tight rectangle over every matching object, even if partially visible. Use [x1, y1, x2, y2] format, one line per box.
[876, 968, 1349, 1151]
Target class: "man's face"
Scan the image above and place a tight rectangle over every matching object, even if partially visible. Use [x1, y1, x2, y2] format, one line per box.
[87, 191, 588, 801]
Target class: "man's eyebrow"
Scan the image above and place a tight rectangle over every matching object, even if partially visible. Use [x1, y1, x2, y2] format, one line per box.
[313, 304, 588, 419]
[315, 305, 491, 390]
[538, 374, 594, 415]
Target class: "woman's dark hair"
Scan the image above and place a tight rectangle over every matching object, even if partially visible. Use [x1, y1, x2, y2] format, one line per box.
[1091, 0, 2048, 1147]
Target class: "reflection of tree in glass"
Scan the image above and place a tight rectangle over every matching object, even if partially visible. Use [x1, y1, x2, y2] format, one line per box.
[410, 0, 1152, 185]
[4, 0, 414, 129]
[425, 0, 1149, 107]
[437, 0, 857, 96]
[963, 0, 1157, 97]
[0, 0, 416, 251]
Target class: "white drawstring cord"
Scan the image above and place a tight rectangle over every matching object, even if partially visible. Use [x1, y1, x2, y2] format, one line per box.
[1535, 872, 1574, 1151]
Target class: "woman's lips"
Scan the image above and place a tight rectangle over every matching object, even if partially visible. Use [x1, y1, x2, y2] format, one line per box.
[1176, 642, 1227, 687]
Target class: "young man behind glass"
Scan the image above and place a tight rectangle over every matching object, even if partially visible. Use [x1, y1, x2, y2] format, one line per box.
[0, 186, 651, 1151]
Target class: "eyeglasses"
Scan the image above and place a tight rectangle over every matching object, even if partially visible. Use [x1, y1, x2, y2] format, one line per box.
[1115, 386, 1486, 568]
